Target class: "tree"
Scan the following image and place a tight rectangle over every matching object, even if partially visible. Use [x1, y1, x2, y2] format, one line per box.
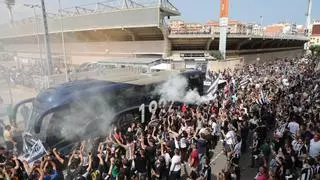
[210, 51, 223, 60]
[4, 0, 15, 24]
[309, 45, 320, 56]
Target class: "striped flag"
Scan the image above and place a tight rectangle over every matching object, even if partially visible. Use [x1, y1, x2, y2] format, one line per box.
[256, 90, 271, 105]
[239, 75, 250, 89]
[206, 74, 220, 95]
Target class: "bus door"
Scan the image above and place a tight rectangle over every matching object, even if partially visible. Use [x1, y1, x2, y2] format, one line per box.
[12, 98, 34, 132]
[11, 98, 34, 154]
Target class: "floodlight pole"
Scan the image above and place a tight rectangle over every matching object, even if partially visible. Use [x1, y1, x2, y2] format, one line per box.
[24, 4, 44, 76]
[219, 0, 229, 60]
[58, 0, 69, 82]
[40, 0, 53, 79]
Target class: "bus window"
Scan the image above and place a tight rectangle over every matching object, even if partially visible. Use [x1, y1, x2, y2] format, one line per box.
[14, 102, 32, 131]
[45, 108, 88, 148]
[34, 112, 53, 135]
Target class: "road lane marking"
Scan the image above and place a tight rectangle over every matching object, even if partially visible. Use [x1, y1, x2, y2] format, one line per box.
[210, 150, 224, 165]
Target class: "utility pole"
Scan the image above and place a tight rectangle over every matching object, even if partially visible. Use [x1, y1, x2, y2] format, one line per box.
[219, 0, 229, 60]
[40, 0, 53, 77]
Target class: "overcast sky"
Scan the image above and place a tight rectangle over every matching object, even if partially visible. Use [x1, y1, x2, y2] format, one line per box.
[0, 0, 319, 25]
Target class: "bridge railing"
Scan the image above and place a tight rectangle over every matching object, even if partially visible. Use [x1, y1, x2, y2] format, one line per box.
[168, 32, 308, 41]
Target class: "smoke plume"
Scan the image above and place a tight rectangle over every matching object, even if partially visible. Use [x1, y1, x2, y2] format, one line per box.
[55, 92, 116, 144]
[156, 75, 214, 105]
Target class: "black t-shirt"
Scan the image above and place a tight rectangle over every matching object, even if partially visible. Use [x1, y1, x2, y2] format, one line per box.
[145, 146, 156, 163]
[256, 125, 267, 140]
[240, 126, 249, 139]
[222, 122, 229, 134]
[134, 156, 147, 173]
[66, 165, 86, 180]
[284, 151, 296, 170]
[272, 140, 281, 153]
[0, 154, 6, 164]
[154, 162, 165, 180]
[53, 156, 67, 179]
[201, 165, 211, 180]
[15, 166, 25, 180]
[195, 139, 207, 155]
[119, 166, 131, 180]
[231, 119, 238, 131]
[301, 130, 314, 142]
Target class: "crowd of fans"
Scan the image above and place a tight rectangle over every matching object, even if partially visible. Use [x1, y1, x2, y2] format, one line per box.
[0, 55, 320, 180]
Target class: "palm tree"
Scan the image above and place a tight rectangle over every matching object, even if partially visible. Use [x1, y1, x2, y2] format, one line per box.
[4, 0, 15, 24]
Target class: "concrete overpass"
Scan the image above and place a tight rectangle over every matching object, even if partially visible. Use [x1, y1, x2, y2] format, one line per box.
[0, 0, 307, 65]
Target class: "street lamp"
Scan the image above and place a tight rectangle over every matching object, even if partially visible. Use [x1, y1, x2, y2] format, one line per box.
[260, 16, 264, 36]
[24, 4, 44, 76]
[58, 0, 69, 82]
[260, 16, 263, 26]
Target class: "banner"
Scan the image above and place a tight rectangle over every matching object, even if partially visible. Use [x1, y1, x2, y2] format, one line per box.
[220, 0, 229, 17]
[21, 135, 47, 163]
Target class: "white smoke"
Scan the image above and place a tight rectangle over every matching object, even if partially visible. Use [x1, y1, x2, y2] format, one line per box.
[157, 75, 188, 102]
[57, 93, 116, 142]
[156, 75, 216, 105]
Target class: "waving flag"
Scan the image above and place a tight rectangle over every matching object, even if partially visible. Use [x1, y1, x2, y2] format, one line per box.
[206, 74, 221, 95]
[239, 75, 250, 87]
[256, 90, 271, 105]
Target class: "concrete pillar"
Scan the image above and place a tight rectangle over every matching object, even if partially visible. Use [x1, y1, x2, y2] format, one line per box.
[159, 14, 171, 58]
[163, 36, 172, 58]
[206, 38, 214, 50]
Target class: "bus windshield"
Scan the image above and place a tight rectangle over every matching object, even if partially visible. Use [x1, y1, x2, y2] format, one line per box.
[26, 106, 41, 132]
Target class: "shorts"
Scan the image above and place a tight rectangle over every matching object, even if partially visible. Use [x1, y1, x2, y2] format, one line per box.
[5, 141, 14, 150]
[223, 143, 233, 152]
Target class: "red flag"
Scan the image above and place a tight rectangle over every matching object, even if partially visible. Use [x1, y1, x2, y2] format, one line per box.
[181, 104, 187, 112]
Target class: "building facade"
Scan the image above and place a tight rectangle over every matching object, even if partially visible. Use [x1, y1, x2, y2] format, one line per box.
[310, 21, 320, 46]
[264, 23, 298, 36]
[168, 20, 186, 34]
[206, 19, 247, 34]
[168, 20, 210, 34]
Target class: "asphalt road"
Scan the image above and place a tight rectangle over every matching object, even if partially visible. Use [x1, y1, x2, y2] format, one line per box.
[210, 141, 257, 180]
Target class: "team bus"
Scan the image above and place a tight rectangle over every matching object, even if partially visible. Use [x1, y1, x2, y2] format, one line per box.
[12, 70, 205, 159]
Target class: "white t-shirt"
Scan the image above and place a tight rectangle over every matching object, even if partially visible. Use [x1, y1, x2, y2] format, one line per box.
[199, 128, 207, 135]
[225, 130, 236, 145]
[3, 130, 11, 142]
[234, 141, 242, 156]
[180, 137, 187, 149]
[287, 121, 299, 135]
[170, 155, 181, 172]
[164, 153, 171, 168]
[309, 139, 320, 158]
[211, 122, 220, 136]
